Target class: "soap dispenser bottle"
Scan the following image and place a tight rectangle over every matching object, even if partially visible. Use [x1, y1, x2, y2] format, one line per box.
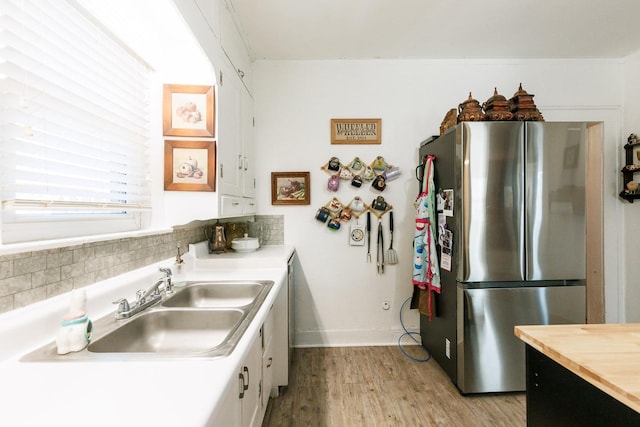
[173, 245, 186, 287]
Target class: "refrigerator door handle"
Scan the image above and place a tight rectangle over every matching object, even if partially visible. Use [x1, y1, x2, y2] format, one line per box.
[464, 290, 474, 322]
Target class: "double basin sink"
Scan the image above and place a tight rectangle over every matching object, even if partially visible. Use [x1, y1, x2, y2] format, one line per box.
[23, 280, 273, 361]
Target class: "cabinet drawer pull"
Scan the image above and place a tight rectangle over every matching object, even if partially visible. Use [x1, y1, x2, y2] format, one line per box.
[243, 366, 249, 391]
[267, 357, 273, 368]
[239, 372, 245, 398]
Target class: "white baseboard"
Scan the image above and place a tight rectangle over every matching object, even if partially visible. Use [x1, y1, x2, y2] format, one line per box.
[294, 328, 422, 348]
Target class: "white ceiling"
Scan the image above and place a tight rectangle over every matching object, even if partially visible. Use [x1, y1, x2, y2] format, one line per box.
[228, 0, 640, 60]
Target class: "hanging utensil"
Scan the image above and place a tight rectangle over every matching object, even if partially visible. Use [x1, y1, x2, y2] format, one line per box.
[366, 212, 372, 262]
[386, 211, 398, 265]
[377, 219, 384, 274]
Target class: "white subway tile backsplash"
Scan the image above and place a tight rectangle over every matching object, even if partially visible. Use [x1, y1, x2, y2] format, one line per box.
[0, 274, 31, 298]
[14, 286, 47, 308]
[0, 295, 13, 312]
[0, 261, 13, 279]
[14, 255, 46, 275]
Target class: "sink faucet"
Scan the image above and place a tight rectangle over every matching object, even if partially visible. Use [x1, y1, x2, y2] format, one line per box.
[140, 267, 174, 302]
[113, 267, 174, 320]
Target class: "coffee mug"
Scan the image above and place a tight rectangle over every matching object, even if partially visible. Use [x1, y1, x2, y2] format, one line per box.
[327, 219, 341, 230]
[339, 168, 352, 180]
[339, 208, 352, 222]
[350, 197, 365, 212]
[315, 207, 330, 222]
[372, 156, 387, 171]
[362, 166, 375, 181]
[327, 174, 340, 191]
[350, 157, 363, 171]
[328, 197, 342, 213]
[371, 175, 386, 191]
[372, 196, 387, 211]
[383, 166, 401, 181]
[327, 157, 340, 171]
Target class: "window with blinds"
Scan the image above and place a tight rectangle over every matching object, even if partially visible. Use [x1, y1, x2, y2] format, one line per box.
[0, 0, 152, 244]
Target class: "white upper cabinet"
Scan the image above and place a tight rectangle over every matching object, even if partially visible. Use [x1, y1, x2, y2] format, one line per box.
[194, 0, 220, 38]
[217, 58, 243, 198]
[168, 0, 255, 220]
[219, 0, 253, 94]
[241, 86, 255, 201]
[217, 56, 256, 217]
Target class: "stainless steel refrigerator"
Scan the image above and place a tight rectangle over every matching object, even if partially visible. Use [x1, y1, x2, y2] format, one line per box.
[418, 122, 586, 394]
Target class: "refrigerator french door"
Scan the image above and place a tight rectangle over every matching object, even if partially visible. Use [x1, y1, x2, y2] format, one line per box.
[419, 122, 587, 393]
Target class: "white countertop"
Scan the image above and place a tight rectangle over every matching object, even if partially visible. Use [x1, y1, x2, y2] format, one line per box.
[0, 245, 293, 427]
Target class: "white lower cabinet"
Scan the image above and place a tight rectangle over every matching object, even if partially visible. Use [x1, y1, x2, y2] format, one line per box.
[215, 306, 274, 427]
[215, 379, 242, 426]
[261, 307, 275, 413]
[240, 335, 262, 427]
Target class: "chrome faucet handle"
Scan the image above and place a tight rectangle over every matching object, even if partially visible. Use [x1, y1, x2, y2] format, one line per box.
[136, 289, 145, 304]
[159, 267, 174, 295]
[113, 298, 130, 314]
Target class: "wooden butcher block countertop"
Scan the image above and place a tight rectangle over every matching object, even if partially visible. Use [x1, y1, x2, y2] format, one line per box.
[515, 323, 640, 414]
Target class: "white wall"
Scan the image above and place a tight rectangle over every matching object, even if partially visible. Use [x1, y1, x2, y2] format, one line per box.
[253, 58, 625, 346]
[146, 0, 221, 229]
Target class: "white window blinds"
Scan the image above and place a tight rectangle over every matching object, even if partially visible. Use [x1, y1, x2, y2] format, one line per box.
[0, 0, 151, 243]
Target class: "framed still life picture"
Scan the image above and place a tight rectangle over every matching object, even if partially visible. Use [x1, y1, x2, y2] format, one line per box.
[271, 172, 310, 205]
[164, 140, 216, 191]
[162, 84, 215, 137]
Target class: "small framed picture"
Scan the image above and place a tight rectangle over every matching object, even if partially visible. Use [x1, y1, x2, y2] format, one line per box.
[164, 140, 216, 191]
[162, 84, 215, 137]
[271, 172, 310, 205]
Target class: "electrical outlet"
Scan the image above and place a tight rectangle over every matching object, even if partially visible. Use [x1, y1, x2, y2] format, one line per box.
[445, 338, 451, 359]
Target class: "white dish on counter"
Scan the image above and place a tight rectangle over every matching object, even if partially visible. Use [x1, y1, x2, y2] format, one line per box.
[231, 234, 260, 253]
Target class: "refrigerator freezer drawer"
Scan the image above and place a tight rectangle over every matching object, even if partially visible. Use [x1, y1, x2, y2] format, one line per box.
[456, 283, 585, 394]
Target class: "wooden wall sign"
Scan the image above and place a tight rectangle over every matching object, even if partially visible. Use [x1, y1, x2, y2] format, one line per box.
[330, 118, 381, 145]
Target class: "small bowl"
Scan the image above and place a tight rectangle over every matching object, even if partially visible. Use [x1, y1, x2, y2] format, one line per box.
[231, 234, 260, 253]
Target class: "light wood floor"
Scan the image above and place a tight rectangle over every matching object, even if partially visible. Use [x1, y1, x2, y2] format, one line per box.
[264, 346, 525, 427]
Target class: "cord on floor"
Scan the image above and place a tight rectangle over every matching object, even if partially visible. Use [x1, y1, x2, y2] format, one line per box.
[398, 296, 431, 362]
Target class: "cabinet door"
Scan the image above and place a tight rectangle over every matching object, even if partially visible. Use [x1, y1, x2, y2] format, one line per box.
[241, 335, 262, 427]
[219, 0, 252, 93]
[194, 0, 219, 38]
[217, 59, 243, 197]
[241, 87, 255, 199]
[211, 378, 241, 426]
[262, 338, 274, 412]
[261, 307, 275, 411]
